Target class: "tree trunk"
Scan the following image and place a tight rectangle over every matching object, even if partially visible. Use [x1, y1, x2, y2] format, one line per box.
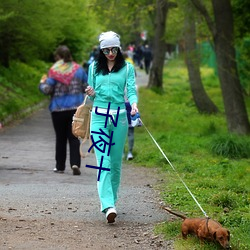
[184, 4, 218, 114]
[191, 0, 250, 134]
[212, 0, 250, 134]
[147, 0, 169, 89]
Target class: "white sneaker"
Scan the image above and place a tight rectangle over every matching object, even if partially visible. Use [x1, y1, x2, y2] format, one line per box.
[105, 207, 117, 223]
[53, 168, 64, 173]
[72, 165, 81, 175]
[127, 152, 133, 160]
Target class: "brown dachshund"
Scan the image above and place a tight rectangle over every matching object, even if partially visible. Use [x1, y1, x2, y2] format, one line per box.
[163, 207, 231, 249]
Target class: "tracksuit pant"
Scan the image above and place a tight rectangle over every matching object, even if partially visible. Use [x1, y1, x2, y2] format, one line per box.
[90, 107, 128, 212]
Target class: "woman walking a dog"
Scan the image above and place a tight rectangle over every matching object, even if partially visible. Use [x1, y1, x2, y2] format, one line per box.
[85, 31, 138, 223]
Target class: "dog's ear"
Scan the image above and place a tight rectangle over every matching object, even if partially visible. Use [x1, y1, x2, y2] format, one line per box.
[213, 231, 217, 240]
[227, 230, 230, 240]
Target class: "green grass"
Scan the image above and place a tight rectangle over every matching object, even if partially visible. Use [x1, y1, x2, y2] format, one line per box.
[129, 58, 250, 250]
[0, 60, 50, 123]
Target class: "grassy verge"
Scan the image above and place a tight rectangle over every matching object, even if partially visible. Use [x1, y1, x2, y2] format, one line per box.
[0, 60, 50, 125]
[129, 59, 250, 250]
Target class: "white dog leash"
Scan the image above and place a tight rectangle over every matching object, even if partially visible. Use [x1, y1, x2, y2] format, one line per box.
[139, 118, 209, 218]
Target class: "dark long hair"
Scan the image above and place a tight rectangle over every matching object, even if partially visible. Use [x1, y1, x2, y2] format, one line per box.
[54, 45, 73, 63]
[95, 48, 126, 75]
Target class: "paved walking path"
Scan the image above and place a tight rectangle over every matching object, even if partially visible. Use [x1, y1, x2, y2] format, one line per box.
[0, 70, 172, 249]
[135, 68, 149, 87]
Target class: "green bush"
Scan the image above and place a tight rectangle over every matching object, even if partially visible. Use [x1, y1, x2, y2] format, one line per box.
[210, 135, 250, 159]
[210, 191, 238, 209]
[0, 60, 49, 122]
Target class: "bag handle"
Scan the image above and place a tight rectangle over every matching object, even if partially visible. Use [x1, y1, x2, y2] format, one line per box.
[79, 111, 94, 158]
[79, 97, 93, 158]
[83, 94, 88, 105]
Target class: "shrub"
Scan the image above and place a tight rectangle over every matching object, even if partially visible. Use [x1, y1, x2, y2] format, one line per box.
[210, 191, 237, 209]
[210, 135, 250, 158]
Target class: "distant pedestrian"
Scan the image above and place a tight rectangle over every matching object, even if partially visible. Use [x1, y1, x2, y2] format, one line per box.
[134, 45, 144, 69]
[87, 46, 99, 69]
[123, 52, 137, 160]
[143, 44, 152, 74]
[39, 45, 88, 175]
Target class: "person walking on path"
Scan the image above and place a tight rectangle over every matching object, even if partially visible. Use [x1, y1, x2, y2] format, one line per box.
[143, 44, 153, 75]
[125, 100, 135, 160]
[39, 45, 88, 175]
[123, 51, 137, 161]
[85, 31, 138, 223]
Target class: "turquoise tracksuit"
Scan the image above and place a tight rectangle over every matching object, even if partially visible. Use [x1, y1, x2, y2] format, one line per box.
[87, 62, 137, 212]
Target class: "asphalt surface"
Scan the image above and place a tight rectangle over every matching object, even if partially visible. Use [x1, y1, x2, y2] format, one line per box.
[0, 106, 166, 223]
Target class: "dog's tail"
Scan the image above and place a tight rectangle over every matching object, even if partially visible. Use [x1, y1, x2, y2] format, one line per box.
[162, 206, 187, 220]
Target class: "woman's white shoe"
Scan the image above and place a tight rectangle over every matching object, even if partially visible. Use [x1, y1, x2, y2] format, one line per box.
[105, 208, 117, 223]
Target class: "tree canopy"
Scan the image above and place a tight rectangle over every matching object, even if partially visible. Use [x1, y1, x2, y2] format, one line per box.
[0, 0, 99, 66]
[0, 0, 249, 134]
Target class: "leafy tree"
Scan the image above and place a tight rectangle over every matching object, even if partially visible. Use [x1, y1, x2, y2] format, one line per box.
[0, 0, 57, 66]
[0, 0, 99, 67]
[148, 0, 177, 89]
[190, 0, 250, 134]
[232, 0, 250, 40]
[164, 1, 184, 44]
[183, 1, 218, 114]
[54, 1, 99, 62]
[91, 0, 155, 47]
[232, 0, 250, 95]
[91, 0, 218, 114]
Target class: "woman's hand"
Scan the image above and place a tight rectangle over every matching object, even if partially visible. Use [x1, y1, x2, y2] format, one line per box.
[40, 74, 47, 83]
[85, 86, 96, 97]
[131, 103, 138, 116]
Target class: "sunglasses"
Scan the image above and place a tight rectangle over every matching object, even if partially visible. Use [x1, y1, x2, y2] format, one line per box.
[102, 47, 119, 55]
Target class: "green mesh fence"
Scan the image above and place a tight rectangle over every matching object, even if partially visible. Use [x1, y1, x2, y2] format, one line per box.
[198, 41, 217, 75]
[198, 40, 250, 94]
